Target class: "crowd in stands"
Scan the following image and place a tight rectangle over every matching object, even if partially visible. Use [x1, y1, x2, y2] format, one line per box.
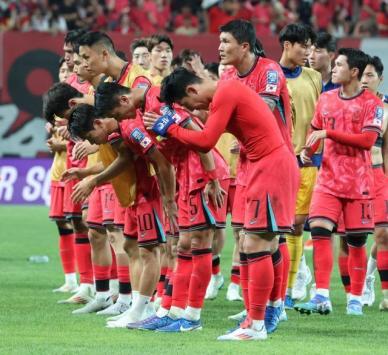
[0, 0, 387, 38]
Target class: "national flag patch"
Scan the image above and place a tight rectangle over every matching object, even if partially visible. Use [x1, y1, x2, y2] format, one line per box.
[265, 84, 277, 93]
[373, 106, 384, 126]
[131, 128, 151, 148]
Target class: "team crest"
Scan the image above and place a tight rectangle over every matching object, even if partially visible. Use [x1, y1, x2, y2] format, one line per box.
[267, 70, 278, 85]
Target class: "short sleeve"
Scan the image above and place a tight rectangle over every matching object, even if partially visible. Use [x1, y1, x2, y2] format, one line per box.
[257, 64, 283, 99]
[311, 97, 323, 130]
[362, 99, 384, 134]
[127, 126, 155, 155]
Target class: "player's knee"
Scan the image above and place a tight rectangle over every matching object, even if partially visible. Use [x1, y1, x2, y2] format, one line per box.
[124, 238, 138, 258]
[71, 219, 87, 234]
[311, 227, 332, 240]
[346, 234, 368, 248]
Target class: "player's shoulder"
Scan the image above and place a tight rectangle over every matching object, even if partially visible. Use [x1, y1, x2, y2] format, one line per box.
[258, 57, 282, 72]
[302, 66, 321, 78]
[361, 89, 384, 106]
[220, 67, 237, 81]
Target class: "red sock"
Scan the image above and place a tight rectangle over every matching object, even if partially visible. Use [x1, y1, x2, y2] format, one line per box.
[74, 233, 93, 284]
[110, 247, 118, 280]
[230, 265, 240, 285]
[157, 266, 168, 297]
[348, 244, 367, 296]
[117, 264, 131, 294]
[279, 240, 290, 300]
[188, 248, 212, 308]
[162, 270, 174, 310]
[377, 250, 388, 290]
[58, 227, 75, 274]
[212, 255, 220, 275]
[94, 264, 110, 292]
[240, 253, 249, 311]
[312, 236, 333, 289]
[171, 252, 192, 309]
[269, 248, 283, 303]
[247, 252, 273, 320]
[338, 255, 351, 293]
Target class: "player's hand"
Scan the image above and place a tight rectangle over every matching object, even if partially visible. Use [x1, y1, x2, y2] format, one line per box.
[163, 200, 179, 235]
[184, 54, 205, 76]
[73, 141, 99, 160]
[300, 148, 312, 164]
[45, 122, 53, 134]
[306, 130, 327, 147]
[62, 168, 85, 182]
[143, 112, 160, 129]
[57, 125, 71, 140]
[47, 137, 64, 153]
[71, 178, 96, 203]
[230, 140, 240, 154]
[204, 179, 226, 209]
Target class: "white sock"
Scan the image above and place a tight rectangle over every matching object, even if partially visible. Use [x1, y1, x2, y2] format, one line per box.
[251, 320, 265, 331]
[349, 294, 362, 302]
[109, 279, 119, 294]
[269, 299, 282, 307]
[130, 294, 150, 319]
[299, 254, 307, 272]
[117, 293, 131, 304]
[96, 291, 110, 300]
[169, 306, 184, 320]
[79, 283, 93, 292]
[184, 306, 201, 321]
[156, 306, 169, 318]
[366, 256, 377, 277]
[286, 287, 293, 296]
[316, 288, 329, 298]
[132, 290, 139, 303]
[65, 273, 77, 285]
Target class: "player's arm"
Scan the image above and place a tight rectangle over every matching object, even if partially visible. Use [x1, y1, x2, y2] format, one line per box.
[47, 136, 67, 153]
[73, 140, 100, 160]
[62, 162, 104, 182]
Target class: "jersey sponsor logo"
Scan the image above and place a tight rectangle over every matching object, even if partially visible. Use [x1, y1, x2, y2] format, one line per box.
[130, 128, 152, 148]
[267, 70, 279, 85]
[373, 107, 384, 127]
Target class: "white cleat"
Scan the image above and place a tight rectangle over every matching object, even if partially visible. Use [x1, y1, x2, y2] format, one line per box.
[379, 299, 388, 311]
[228, 309, 247, 322]
[106, 307, 132, 322]
[52, 283, 79, 293]
[205, 274, 224, 300]
[362, 275, 375, 306]
[226, 283, 243, 302]
[57, 284, 94, 304]
[217, 325, 267, 341]
[72, 297, 112, 314]
[309, 283, 317, 299]
[96, 300, 130, 316]
[293, 265, 312, 300]
[106, 311, 141, 328]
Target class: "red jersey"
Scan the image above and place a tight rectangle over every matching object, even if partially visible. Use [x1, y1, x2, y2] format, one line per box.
[311, 89, 384, 199]
[65, 73, 92, 95]
[167, 80, 284, 162]
[221, 57, 293, 154]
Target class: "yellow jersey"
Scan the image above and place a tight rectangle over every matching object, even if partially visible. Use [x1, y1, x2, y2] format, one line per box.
[215, 133, 238, 179]
[50, 133, 67, 182]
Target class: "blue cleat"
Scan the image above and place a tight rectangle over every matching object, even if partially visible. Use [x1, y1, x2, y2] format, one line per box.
[138, 316, 175, 331]
[264, 306, 281, 333]
[294, 294, 332, 315]
[285, 295, 295, 309]
[156, 318, 202, 332]
[346, 299, 363, 316]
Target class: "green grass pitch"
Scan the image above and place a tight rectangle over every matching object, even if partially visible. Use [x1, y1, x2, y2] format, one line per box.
[0, 205, 387, 354]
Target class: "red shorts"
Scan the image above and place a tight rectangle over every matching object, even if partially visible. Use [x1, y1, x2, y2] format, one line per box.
[244, 146, 299, 234]
[63, 179, 83, 219]
[227, 183, 236, 214]
[113, 195, 126, 229]
[49, 181, 66, 220]
[86, 184, 115, 229]
[373, 167, 388, 227]
[309, 190, 374, 234]
[178, 179, 230, 232]
[231, 184, 246, 228]
[123, 198, 166, 248]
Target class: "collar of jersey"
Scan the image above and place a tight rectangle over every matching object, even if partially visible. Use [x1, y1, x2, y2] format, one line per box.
[281, 65, 302, 79]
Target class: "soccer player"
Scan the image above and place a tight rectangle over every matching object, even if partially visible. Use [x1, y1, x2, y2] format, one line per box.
[147, 68, 299, 341]
[131, 38, 151, 70]
[295, 48, 384, 316]
[147, 34, 173, 85]
[58, 57, 70, 83]
[279, 23, 321, 307]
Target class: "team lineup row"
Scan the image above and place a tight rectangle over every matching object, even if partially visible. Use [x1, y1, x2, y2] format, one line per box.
[42, 20, 388, 341]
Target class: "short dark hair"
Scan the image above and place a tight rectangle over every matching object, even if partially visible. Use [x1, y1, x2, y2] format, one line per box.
[338, 48, 369, 80]
[95, 82, 131, 117]
[64, 29, 87, 46]
[68, 104, 96, 140]
[148, 34, 174, 51]
[58, 56, 66, 69]
[131, 38, 150, 54]
[116, 50, 128, 61]
[279, 23, 316, 47]
[78, 31, 115, 53]
[42, 83, 83, 123]
[314, 32, 337, 52]
[171, 55, 183, 68]
[368, 55, 384, 77]
[205, 62, 219, 78]
[160, 68, 202, 107]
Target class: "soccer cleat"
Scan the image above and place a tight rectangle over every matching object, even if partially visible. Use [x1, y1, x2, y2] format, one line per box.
[127, 316, 162, 329]
[279, 303, 288, 322]
[72, 297, 112, 314]
[309, 283, 317, 299]
[96, 300, 130, 316]
[226, 282, 243, 302]
[264, 306, 281, 333]
[205, 274, 224, 300]
[284, 295, 295, 309]
[154, 297, 162, 311]
[52, 283, 79, 293]
[292, 265, 312, 300]
[217, 325, 267, 341]
[156, 318, 202, 332]
[294, 294, 332, 315]
[379, 299, 388, 311]
[106, 307, 132, 322]
[346, 299, 363, 316]
[228, 309, 247, 322]
[362, 275, 375, 306]
[106, 311, 141, 328]
[57, 284, 94, 304]
[138, 315, 176, 331]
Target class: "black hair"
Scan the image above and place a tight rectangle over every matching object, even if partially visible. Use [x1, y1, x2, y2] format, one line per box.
[338, 48, 369, 80]
[148, 34, 174, 51]
[116, 50, 128, 61]
[171, 55, 183, 68]
[94, 82, 131, 117]
[160, 67, 202, 107]
[205, 62, 219, 78]
[64, 29, 87, 46]
[314, 32, 337, 52]
[279, 23, 316, 48]
[67, 104, 96, 140]
[131, 38, 150, 54]
[78, 31, 115, 53]
[42, 83, 83, 124]
[58, 56, 66, 69]
[367, 55, 384, 77]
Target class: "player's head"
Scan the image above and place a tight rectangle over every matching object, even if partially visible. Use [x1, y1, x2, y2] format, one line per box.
[131, 38, 151, 70]
[95, 82, 137, 119]
[361, 55, 384, 94]
[43, 83, 84, 124]
[309, 32, 337, 72]
[68, 103, 115, 144]
[72, 51, 93, 83]
[332, 48, 369, 84]
[148, 34, 174, 73]
[160, 67, 211, 111]
[279, 23, 316, 66]
[63, 29, 87, 71]
[58, 57, 70, 83]
[78, 31, 116, 76]
[204, 62, 219, 80]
